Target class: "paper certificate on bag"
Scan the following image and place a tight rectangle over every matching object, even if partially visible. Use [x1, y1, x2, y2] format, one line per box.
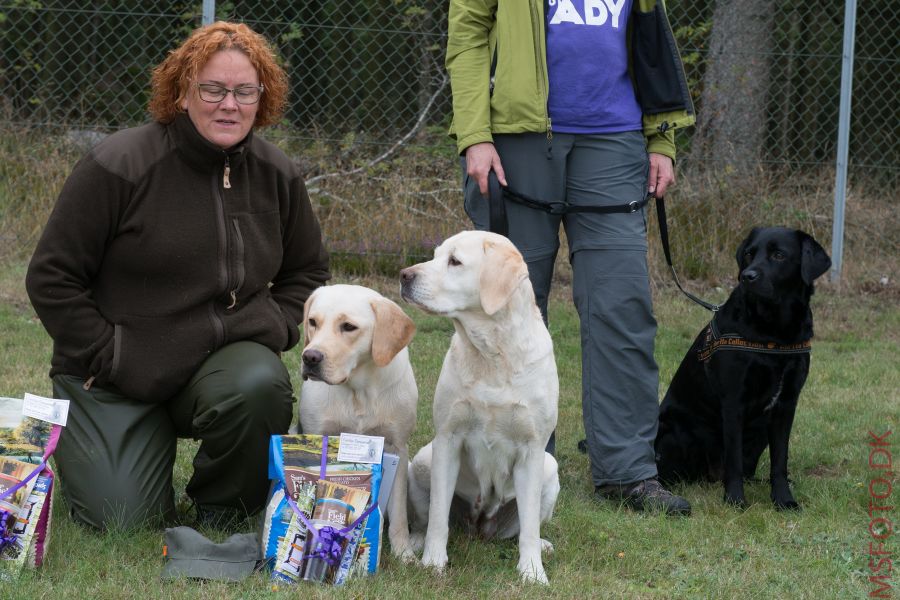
[337, 433, 384, 464]
[22, 394, 69, 427]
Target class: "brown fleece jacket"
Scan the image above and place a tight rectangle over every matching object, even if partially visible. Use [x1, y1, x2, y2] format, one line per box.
[26, 114, 331, 402]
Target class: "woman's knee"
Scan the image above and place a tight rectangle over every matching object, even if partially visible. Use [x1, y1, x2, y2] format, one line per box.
[201, 341, 292, 397]
[206, 343, 294, 429]
[63, 477, 175, 531]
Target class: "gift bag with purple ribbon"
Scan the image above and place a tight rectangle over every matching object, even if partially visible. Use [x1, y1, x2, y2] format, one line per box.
[262, 433, 386, 585]
[0, 394, 66, 580]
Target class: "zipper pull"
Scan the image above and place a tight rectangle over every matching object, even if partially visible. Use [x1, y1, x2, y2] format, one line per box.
[223, 157, 232, 189]
[546, 118, 553, 159]
[227, 290, 237, 309]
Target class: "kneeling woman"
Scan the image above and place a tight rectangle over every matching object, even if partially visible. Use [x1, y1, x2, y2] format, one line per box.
[25, 21, 330, 530]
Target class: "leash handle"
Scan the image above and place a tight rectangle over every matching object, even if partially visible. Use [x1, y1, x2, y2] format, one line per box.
[486, 170, 508, 237]
[654, 196, 720, 312]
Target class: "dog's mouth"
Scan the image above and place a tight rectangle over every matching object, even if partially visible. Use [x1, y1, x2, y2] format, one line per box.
[301, 368, 348, 385]
[301, 366, 322, 382]
[401, 288, 447, 315]
[740, 279, 777, 301]
[399, 285, 418, 305]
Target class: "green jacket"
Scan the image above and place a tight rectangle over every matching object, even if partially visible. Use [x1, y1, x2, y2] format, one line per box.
[446, 0, 695, 159]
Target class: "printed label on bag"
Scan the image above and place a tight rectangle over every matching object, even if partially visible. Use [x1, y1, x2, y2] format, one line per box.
[337, 433, 384, 464]
[22, 393, 70, 426]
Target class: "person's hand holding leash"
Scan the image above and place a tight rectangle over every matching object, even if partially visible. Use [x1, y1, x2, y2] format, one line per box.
[648, 152, 675, 197]
[465, 142, 507, 196]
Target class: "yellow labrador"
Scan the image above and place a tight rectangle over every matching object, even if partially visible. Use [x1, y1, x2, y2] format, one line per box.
[298, 284, 418, 561]
[400, 231, 559, 584]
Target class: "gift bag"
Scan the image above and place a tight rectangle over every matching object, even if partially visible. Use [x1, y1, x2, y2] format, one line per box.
[262, 433, 391, 585]
[0, 394, 66, 580]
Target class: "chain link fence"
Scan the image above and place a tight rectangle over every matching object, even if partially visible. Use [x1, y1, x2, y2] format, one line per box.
[0, 0, 896, 288]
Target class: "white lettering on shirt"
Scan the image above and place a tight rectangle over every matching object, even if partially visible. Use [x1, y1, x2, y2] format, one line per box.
[585, 0, 608, 26]
[550, 0, 585, 25]
[604, 0, 626, 29]
[550, 0, 627, 29]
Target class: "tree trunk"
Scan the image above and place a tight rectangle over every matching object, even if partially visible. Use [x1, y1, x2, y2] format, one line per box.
[693, 0, 775, 175]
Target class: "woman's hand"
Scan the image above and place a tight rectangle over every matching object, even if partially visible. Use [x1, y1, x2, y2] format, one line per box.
[648, 153, 675, 198]
[465, 142, 507, 197]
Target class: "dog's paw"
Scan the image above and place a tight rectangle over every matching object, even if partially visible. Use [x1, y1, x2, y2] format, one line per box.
[421, 546, 448, 573]
[540, 538, 554, 556]
[518, 561, 549, 585]
[772, 494, 801, 511]
[771, 481, 800, 510]
[390, 539, 418, 564]
[388, 528, 416, 562]
[408, 531, 425, 554]
[723, 482, 747, 509]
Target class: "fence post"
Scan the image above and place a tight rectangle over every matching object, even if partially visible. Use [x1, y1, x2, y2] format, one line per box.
[830, 0, 857, 282]
[202, 0, 216, 25]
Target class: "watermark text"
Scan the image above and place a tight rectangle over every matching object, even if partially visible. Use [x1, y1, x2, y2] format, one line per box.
[868, 430, 894, 598]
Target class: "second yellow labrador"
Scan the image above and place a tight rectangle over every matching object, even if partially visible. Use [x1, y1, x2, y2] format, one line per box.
[400, 231, 559, 585]
[298, 284, 418, 561]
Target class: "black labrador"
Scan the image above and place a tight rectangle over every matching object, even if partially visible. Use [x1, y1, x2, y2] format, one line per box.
[655, 227, 831, 509]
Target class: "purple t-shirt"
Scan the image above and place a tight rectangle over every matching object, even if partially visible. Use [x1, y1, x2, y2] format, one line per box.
[546, 0, 643, 134]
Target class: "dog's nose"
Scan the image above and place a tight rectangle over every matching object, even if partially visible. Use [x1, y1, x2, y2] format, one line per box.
[400, 267, 416, 283]
[302, 348, 324, 366]
[741, 269, 760, 283]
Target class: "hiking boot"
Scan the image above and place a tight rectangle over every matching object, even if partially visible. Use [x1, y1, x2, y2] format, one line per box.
[596, 478, 691, 516]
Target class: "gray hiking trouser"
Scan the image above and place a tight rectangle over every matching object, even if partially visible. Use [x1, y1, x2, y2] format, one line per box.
[52, 341, 294, 530]
[463, 131, 659, 487]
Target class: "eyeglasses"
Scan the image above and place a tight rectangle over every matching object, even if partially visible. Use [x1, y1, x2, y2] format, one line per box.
[196, 83, 264, 105]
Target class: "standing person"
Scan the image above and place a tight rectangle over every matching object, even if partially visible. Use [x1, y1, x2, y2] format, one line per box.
[25, 21, 330, 530]
[447, 0, 694, 515]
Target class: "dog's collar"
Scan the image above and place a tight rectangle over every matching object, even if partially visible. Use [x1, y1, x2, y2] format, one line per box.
[697, 320, 812, 363]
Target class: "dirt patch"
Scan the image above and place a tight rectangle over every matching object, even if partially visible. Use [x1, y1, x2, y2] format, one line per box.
[804, 460, 850, 478]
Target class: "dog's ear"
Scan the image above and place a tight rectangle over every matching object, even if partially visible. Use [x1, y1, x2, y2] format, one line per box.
[735, 227, 761, 270]
[799, 231, 832, 284]
[480, 239, 529, 315]
[302, 288, 320, 346]
[370, 297, 416, 367]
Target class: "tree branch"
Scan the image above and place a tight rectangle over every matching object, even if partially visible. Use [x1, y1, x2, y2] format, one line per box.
[305, 71, 449, 189]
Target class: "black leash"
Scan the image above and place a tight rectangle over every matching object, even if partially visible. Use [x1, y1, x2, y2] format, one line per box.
[485, 171, 720, 312]
[652, 196, 721, 312]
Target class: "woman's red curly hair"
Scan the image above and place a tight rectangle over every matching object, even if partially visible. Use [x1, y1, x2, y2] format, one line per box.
[149, 21, 288, 127]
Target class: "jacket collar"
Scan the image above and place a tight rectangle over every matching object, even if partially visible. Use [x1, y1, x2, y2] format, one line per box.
[169, 112, 251, 171]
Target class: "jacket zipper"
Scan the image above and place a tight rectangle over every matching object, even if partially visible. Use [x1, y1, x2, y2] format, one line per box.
[532, 0, 552, 157]
[227, 218, 245, 310]
[209, 157, 229, 345]
[531, 0, 553, 160]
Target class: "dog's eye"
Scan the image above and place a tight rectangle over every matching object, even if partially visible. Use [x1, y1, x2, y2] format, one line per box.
[448, 256, 462, 267]
[341, 322, 358, 332]
[772, 251, 786, 261]
[307, 318, 317, 329]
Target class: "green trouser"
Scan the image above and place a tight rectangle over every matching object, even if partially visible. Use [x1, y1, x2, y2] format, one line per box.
[51, 341, 294, 530]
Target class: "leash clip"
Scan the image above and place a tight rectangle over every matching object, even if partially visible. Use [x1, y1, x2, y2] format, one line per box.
[547, 202, 568, 215]
[627, 200, 640, 213]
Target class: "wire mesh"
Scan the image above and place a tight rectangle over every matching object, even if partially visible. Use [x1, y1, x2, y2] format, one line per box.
[0, 0, 896, 286]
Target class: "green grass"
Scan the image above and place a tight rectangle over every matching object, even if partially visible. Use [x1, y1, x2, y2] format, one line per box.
[0, 264, 897, 599]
